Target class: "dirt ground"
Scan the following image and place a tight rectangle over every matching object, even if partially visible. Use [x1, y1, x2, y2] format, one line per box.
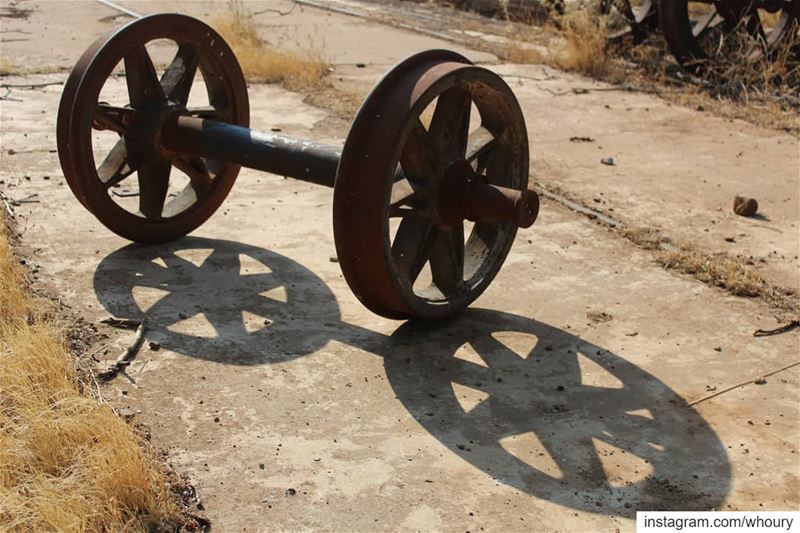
[1, 1, 798, 532]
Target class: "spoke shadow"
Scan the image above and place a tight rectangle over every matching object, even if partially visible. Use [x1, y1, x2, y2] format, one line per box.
[94, 240, 731, 516]
[93, 236, 341, 364]
[383, 310, 731, 518]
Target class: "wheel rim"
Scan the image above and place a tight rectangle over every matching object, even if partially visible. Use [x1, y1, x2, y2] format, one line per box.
[58, 14, 249, 243]
[682, 0, 798, 70]
[333, 51, 529, 320]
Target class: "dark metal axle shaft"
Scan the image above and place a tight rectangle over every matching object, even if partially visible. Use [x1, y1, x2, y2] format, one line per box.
[161, 115, 538, 228]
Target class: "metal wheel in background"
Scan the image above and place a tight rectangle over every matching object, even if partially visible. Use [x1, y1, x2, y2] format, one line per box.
[57, 13, 249, 243]
[333, 50, 530, 320]
[604, 0, 661, 42]
[660, 0, 799, 74]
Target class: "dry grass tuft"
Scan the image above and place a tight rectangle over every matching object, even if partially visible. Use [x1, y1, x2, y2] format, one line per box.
[553, 8, 619, 79]
[501, 41, 546, 64]
[211, 1, 329, 91]
[0, 215, 180, 532]
[658, 244, 766, 297]
[620, 226, 671, 250]
[0, 56, 13, 76]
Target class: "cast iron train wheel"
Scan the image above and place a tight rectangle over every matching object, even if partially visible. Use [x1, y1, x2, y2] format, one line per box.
[333, 50, 530, 320]
[57, 14, 249, 243]
[604, 0, 660, 42]
[660, 0, 799, 74]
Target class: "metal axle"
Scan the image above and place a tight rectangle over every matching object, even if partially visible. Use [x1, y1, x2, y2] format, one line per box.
[161, 115, 538, 228]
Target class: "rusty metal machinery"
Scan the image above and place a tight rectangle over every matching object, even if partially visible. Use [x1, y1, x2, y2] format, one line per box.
[660, 0, 799, 74]
[57, 14, 540, 320]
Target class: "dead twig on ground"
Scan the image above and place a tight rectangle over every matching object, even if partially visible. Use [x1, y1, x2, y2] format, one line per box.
[0, 81, 64, 89]
[754, 318, 800, 337]
[100, 316, 144, 329]
[0, 192, 16, 217]
[253, 4, 297, 16]
[11, 193, 39, 205]
[0, 87, 21, 101]
[97, 317, 148, 382]
[687, 360, 800, 407]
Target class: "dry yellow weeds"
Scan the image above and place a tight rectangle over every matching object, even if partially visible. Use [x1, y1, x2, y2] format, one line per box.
[553, 8, 620, 79]
[211, 2, 329, 91]
[658, 245, 766, 297]
[0, 215, 179, 532]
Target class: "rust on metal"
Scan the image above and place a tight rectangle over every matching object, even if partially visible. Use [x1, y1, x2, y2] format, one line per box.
[57, 15, 541, 319]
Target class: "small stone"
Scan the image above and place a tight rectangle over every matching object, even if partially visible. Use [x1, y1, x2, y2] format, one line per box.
[178, 312, 188, 319]
[285, 488, 297, 496]
[600, 157, 616, 166]
[754, 376, 767, 385]
[213, 417, 220, 423]
[356, 62, 366, 68]
[713, 346, 721, 352]
[148, 340, 161, 351]
[329, 255, 338, 263]
[556, 385, 565, 391]
[259, 463, 265, 469]
[733, 196, 758, 217]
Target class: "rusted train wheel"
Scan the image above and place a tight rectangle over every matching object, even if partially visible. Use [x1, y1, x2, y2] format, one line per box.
[660, 0, 799, 74]
[57, 14, 249, 243]
[333, 51, 531, 320]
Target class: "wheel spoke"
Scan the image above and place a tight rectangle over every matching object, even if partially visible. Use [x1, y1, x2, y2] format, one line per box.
[98, 139, 135, 187]
[172, 155, 213, 196]
[160, 43, 200, 106]
[124, 45, 165, 108]
[400, 119, 439, 184]
[428, 85, 471, 163]
[93, 104, 134, 134]
[429, 224, 465, 294]
[744, 8, 767, 43]
[392, 216, 437, 284]
[465, 127, 498, 163]
[138, 160, 172, 219]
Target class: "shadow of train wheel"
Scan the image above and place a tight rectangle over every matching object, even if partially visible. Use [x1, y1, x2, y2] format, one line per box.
[384, 309, 730, 516]
[93, 237, 341, 364]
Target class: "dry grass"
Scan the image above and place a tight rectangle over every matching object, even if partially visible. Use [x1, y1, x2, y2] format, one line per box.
[658, 244, 766, 297]
[0, 53, 66, 76]
[501, 41, 546, 64]
[540, 183, 797, 312]
[211, 1, 329, 91]
[419, 0, 799, 132]
[553, 8, 620, 79]
[623, 224, 797, 310]
[0, 215, 180, 532]
[210, 1, 365, 118]
[0, 56, 12, 76]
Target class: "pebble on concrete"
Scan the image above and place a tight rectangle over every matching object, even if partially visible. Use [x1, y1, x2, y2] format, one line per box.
[733, 196, 759, 217]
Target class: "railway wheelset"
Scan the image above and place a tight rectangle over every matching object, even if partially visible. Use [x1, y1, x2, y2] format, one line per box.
[57, 14, 542, 320]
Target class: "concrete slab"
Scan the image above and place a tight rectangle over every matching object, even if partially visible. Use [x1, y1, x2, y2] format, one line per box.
[1, 1, 798, 532]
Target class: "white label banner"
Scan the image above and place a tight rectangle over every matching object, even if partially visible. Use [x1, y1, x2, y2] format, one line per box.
[637, 512, 799, 533]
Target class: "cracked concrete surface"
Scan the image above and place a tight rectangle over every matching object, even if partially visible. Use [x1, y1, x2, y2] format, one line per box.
[1, 1, 798, 532]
